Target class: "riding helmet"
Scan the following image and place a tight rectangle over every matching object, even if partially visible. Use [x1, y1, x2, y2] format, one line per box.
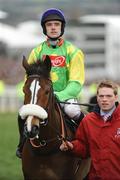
[41, 8, 66, 37]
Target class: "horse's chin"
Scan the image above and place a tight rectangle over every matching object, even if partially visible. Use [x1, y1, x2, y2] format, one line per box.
[19, 104, 48, 119]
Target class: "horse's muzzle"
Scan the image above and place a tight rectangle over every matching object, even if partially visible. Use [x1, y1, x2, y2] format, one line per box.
[24, 124, 39, 138]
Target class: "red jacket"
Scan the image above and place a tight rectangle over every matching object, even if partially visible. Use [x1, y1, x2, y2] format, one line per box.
[72, 104, 120, 180]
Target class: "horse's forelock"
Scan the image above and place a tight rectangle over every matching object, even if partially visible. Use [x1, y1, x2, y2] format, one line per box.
[26, 60, 50, 78]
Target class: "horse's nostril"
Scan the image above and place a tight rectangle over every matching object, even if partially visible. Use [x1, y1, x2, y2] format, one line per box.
[32, 125, 39, 134]
[29, 125, 39, 138]
[24, 124, 39, 138]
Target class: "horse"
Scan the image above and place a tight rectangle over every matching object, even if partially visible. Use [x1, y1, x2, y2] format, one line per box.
[19, 55, 90, 180]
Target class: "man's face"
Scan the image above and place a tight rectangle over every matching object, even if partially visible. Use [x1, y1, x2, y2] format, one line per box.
[97, 87, 118, 111]
[45, 20, 62, 38]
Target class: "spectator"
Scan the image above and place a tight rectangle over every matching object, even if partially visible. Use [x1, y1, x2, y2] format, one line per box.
[60, 79, 120, 180]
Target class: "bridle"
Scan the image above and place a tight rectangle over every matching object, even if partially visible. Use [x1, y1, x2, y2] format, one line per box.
[25, 74, 67, 148]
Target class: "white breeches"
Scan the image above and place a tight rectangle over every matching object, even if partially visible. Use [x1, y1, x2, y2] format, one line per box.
[60, 99, 81, 119]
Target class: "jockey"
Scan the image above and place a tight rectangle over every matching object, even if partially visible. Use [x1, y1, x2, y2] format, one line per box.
[16, 8, 85, 158]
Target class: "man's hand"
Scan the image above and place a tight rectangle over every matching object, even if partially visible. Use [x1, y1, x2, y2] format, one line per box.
[60, 141, 73, 151]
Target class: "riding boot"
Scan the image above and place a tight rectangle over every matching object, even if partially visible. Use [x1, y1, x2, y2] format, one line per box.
[16, 115, 26, 158]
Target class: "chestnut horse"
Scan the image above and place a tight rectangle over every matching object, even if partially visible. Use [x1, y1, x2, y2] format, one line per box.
[19, 55, 90, 180]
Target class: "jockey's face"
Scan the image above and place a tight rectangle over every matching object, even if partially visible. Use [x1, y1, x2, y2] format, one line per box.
[45, 20, 62, 39]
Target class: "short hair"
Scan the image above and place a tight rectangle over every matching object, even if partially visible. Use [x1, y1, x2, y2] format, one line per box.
[97, 80, 118, 96]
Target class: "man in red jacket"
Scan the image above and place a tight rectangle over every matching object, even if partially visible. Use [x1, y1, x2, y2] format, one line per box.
[60, 80, 120, 180]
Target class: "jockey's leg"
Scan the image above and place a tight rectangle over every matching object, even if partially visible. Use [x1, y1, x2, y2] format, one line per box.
[16, 115, 26, 158]
[72, 111, 85, 125]
[64, 99, 85, 127]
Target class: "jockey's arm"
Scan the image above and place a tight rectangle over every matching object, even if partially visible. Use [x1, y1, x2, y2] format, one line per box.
[55, 81, 82, 101]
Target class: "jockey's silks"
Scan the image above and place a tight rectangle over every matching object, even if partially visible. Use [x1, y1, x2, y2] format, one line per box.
[27, 39, 85, 101]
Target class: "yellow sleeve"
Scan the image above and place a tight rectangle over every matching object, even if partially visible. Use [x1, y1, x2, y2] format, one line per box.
[69, 48, 85, 86]
[27, 45, 42, 64]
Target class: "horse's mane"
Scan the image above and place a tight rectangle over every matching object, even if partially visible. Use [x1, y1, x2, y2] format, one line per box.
[26, 60, 50, 79]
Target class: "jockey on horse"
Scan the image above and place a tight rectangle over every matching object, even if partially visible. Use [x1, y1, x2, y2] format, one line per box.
[16, 8, 85, 158]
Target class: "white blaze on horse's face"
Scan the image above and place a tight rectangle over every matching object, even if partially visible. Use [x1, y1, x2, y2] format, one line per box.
[27, 115, 33, 132]
[27, 79, 40, 132]
[30, 80, 41, 104]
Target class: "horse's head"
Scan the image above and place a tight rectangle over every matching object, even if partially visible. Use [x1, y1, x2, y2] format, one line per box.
[19, 55, 53, 142]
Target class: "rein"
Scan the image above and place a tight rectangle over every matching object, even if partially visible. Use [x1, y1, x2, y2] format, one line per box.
[59, 101, 96, 107]
[48, 103, 67, 142]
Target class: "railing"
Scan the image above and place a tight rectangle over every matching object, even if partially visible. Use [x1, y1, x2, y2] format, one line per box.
[0, 85, 23, 112]
[1, 85, 120, 113]
[0, 85, 92, 112]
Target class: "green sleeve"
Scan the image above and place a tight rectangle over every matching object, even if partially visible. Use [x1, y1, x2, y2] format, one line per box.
[55, 81, 82, 101]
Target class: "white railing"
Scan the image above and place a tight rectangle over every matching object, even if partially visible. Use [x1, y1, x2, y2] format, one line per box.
[0, 85, 23, 112]
[0, 85, 92, 112]
[1, 83, 120, 113]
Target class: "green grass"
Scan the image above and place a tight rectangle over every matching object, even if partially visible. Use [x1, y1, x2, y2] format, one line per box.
[0, 112, 23, 180]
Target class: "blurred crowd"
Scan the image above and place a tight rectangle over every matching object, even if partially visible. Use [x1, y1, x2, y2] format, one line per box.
[0, 56, 24, 85]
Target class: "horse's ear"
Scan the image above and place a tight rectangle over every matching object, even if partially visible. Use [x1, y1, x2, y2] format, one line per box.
[22, 55, 29, 71]
[44, 55, 51, 72]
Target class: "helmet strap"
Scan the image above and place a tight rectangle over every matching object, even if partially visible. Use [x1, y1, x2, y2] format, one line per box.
[47, 35, 61, 41]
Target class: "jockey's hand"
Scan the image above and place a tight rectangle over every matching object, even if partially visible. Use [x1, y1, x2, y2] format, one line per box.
[60, 141, 73, 151]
